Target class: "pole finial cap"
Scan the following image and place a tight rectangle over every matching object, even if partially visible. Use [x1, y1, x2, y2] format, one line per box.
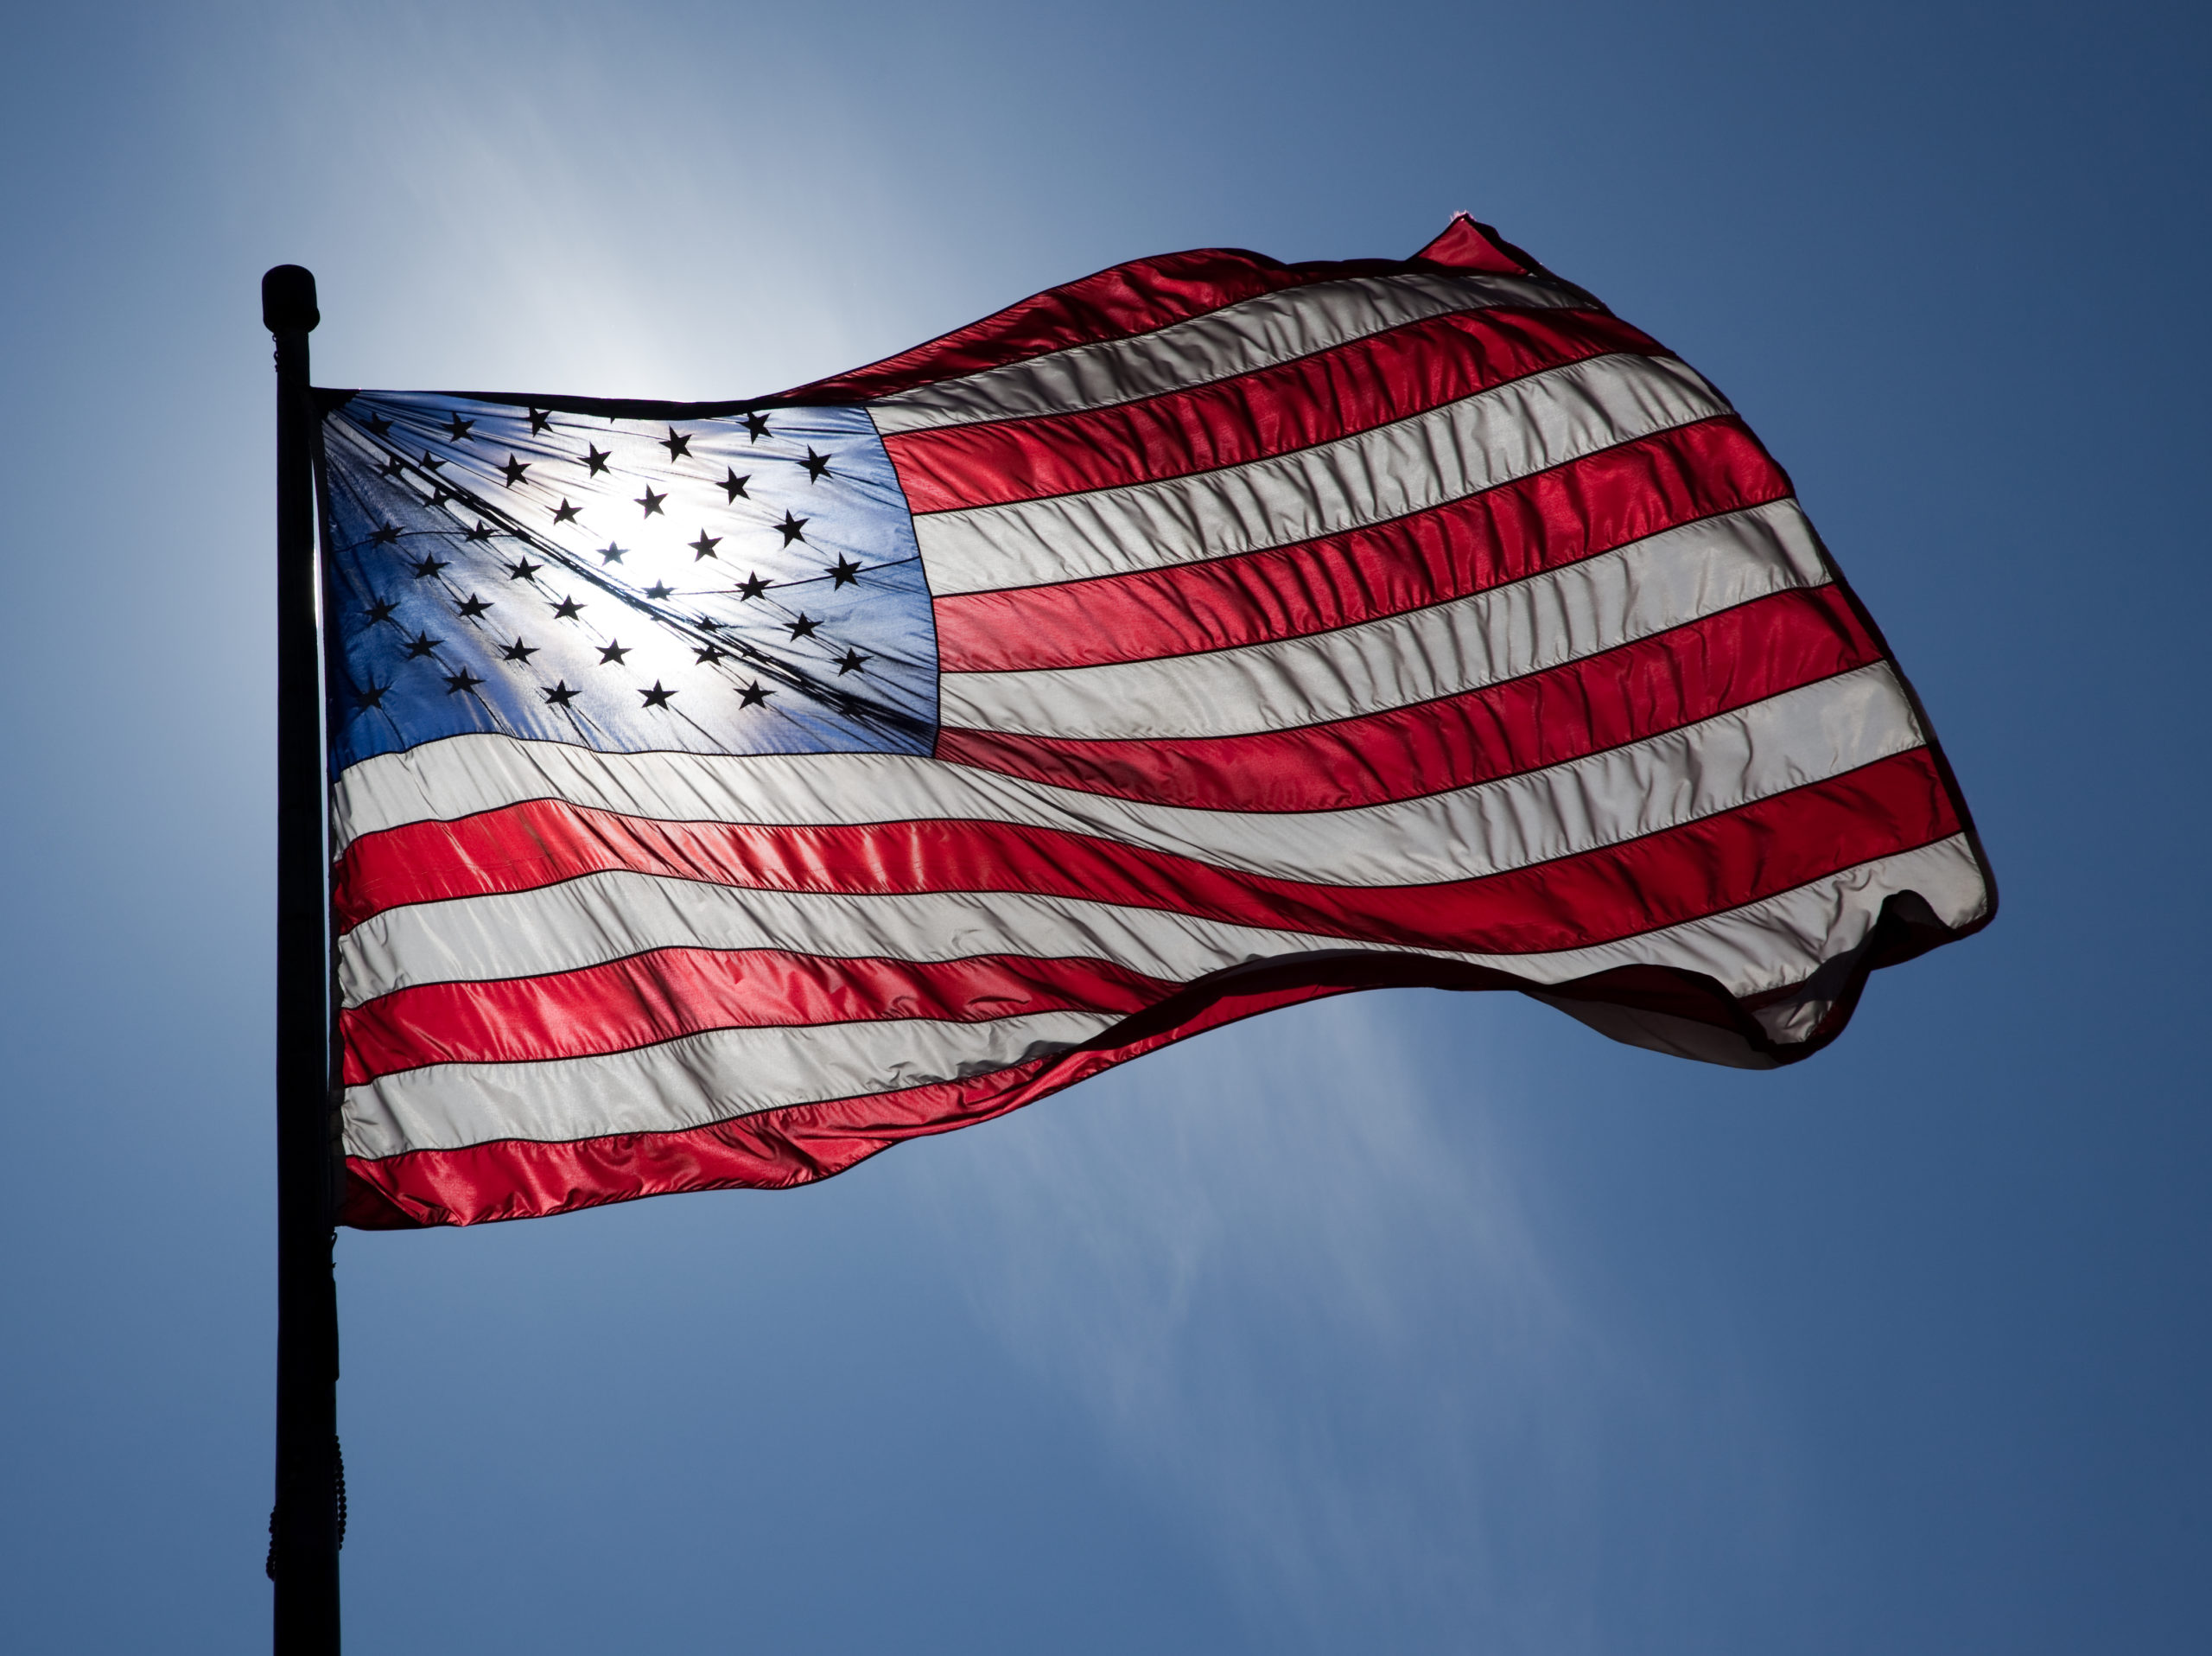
[262, 265, 320, 334]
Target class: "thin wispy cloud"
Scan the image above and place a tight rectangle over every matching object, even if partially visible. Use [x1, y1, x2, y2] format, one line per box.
[903, 992, 1777, 1651]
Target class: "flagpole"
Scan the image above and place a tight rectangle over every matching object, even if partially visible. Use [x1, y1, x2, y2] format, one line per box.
[264, 264, 342, 1655]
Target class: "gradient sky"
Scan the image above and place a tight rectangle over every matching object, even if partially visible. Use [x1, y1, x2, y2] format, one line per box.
[3, 3, 2207, 1651]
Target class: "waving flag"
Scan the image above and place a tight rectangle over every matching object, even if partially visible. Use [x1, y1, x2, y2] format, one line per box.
[324, 216, 1993, 1228]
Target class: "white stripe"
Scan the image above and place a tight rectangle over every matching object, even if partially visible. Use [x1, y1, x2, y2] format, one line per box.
[867, 271, 1586, 436]
[343, 1010, 1118, 1159]
[912, 353, 1729, 596]
[341, 837, 1991, 1154]
[340, 880, 1334, 1009]
[938, 500, 1825, 740]
[335, 666, 1923, 894]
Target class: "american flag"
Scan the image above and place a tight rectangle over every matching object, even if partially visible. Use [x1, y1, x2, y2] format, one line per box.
[325, 216, 1993, 1228]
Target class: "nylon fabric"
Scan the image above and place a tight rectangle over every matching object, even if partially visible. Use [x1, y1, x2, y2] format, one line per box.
[322, 217, 1993, 1225]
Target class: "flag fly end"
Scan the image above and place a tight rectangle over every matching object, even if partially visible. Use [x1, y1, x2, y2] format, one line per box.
[1412, 215, 1532, 275]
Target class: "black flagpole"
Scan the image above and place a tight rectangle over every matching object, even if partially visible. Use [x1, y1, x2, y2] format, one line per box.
[264, 264, 342, 1654]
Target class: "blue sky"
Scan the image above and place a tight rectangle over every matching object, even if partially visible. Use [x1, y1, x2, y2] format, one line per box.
[2, 2, 2207, 1650]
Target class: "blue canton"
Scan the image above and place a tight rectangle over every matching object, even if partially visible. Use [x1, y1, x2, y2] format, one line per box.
[322, 393, 938, 774]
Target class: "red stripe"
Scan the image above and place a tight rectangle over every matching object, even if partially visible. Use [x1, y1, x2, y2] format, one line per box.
[777, 222, 1538, 410]
[345, 904, 1932, 1233]
[883, 309, 1661, 513]
[335, 748, 1955, 958]
[931, 417, 1790, 673]
[343, 944, 1796, 1232]
[779, 251, 1446, 405]
[342, 975, 1374, 1227]
[343, 949, 1173, 1086]
[1413, 216, 1541, 277]
[932, 587, 1879, 811]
